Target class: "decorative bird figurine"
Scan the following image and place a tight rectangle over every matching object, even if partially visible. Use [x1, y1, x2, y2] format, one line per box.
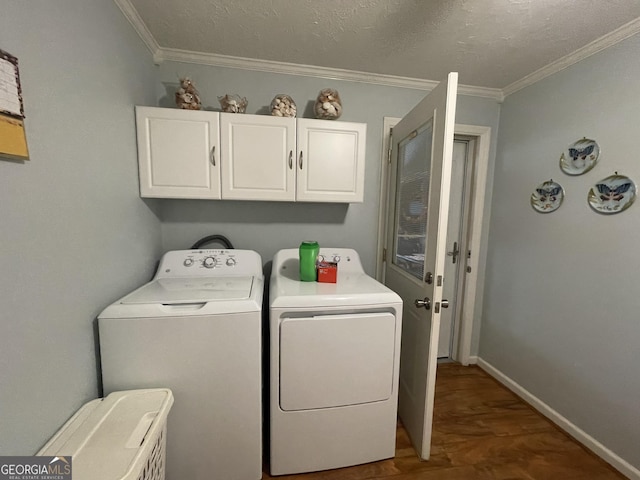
[175, 77, 202, 110]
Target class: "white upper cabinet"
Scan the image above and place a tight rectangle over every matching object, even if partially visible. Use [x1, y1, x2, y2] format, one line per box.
[296, 119, 366, 203]
[220, 113, 296, 201]
[135, 107, 366, 203]
[136, 107, 220, 199]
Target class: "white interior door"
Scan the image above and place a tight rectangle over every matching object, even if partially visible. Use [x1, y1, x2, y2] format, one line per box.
[384, 73, 458, 460]
[438, 140, 472, 358]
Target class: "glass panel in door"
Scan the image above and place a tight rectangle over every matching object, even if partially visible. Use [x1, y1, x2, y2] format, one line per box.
[393, 120, 433, 280]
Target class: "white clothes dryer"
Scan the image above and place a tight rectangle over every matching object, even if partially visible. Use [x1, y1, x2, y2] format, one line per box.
[269, 248, 402, 475]
[99, 249, 263, 480]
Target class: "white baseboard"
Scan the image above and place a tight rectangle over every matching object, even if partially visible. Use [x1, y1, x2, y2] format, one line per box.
[476, 357, 640, 480]
[466, 355, 479, 365]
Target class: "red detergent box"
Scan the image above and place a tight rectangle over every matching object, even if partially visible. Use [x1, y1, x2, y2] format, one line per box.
[317, 261, 338, 283]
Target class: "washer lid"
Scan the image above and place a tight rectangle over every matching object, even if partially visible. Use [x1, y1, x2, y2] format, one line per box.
[120, 276, 254, 305]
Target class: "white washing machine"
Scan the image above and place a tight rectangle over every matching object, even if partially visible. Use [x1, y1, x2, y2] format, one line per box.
[98, 249, 263, 480]
[269, 248, 402, 475]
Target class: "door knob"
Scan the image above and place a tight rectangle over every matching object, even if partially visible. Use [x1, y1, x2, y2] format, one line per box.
[441, 299, 449, 308]
[414, 297, 431, 310]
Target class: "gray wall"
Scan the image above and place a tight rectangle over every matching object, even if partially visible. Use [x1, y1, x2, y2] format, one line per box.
[154, 63, 501, 309]
[0, 1, 162, 454]
[482, 34, 640, 468]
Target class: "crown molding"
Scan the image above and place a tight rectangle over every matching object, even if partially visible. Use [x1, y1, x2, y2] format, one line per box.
[503, 16, 640, 98]
[459, 84, 504, 101]
[113, 0, 160, 58]
[155, 47, 504, 100]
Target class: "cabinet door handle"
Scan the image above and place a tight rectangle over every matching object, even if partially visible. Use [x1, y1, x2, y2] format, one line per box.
[288, 150, 293, 169]
[210, 146, 216, 166]
[299, 151, 303, 169]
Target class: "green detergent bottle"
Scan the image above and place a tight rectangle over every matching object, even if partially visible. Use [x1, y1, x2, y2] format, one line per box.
[299, 241, 319, 282]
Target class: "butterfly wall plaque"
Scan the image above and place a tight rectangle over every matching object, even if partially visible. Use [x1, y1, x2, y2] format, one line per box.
[560, 138, 600, 175]
[588, 174, 636, 214]
[531, 180, 564, 213]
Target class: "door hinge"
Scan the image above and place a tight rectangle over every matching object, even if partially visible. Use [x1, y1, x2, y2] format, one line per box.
[387, 128, 393, 164]
[382, 248, 387, 262]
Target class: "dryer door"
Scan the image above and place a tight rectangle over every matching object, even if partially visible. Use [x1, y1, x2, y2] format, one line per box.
[279, 312, 396, 411]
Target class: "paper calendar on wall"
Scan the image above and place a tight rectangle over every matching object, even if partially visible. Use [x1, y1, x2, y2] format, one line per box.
[0, 48, 29, 160]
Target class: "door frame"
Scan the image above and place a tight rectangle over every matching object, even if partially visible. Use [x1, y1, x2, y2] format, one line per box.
[376, 119, 492, 365]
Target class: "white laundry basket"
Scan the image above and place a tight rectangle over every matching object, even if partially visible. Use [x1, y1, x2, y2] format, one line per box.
[38, 389, 173, 480]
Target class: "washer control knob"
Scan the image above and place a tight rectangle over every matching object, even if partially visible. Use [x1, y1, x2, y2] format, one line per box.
[183, 258, 194, 267]
[226, 257, 236, 266]
[333, 255, 341, 263]
[202, 256, 217, 269]
[318, 254, 325, 262]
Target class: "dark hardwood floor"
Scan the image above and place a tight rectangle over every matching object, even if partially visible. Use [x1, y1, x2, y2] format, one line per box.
[263, 363, 626, 479]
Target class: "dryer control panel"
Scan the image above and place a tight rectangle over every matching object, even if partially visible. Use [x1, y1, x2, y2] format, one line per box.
[273, 248, 365, 275]
[154, 249, 263, 278]
[316, 248, 364, 273]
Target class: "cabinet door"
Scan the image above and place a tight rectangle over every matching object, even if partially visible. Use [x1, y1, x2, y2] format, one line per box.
[220, 113, 296, 201]
[136, 107, 220, 199]
[296, 119, 366, 203]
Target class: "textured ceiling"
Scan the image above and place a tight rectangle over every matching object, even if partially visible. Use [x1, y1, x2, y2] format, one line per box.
[126, 0, 640, 89]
